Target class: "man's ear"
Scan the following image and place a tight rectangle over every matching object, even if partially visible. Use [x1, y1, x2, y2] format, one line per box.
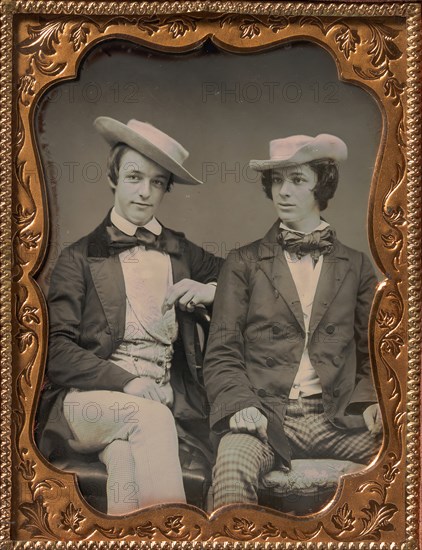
[107, 175, 117, 192]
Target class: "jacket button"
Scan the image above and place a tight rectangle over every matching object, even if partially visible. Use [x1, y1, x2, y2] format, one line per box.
[157, 360, 164, 366]
[266, 357, 275, 367]
[274, 289, 279, 298]
[333, 389, 340, 397]
[258, 389, 267, 398]
[333, 356, 342, 366]
[326, 324, 335, 334]
[272, 325, 281, 335]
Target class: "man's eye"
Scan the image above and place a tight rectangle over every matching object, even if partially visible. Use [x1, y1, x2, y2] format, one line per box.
[292, 177, 304, 185]
[125, 174, 139, 181]
[272, 178, 283, 185]
[152, 180, 165, 187]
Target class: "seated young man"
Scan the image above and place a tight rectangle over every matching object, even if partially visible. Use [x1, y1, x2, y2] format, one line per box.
[203, 134, 382, 509]
[36, 117, 223, 514]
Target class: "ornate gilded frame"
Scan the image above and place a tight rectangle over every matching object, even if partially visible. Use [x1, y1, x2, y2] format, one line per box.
[0, 0, 421, 547]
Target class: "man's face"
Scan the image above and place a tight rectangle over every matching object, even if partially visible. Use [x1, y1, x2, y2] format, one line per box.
[111, 148, 170, 226]
[271, 163, 320, 227]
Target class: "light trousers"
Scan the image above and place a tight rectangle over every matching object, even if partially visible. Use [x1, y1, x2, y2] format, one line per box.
[63, 390, 186, 515]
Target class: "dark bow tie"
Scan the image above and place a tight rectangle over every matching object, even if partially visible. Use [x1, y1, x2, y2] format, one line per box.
[277, 226, 336, 262]
[107, 225, 164, 254]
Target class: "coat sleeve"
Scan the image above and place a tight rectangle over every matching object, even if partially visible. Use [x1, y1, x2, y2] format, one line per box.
[46, 246, 137, 391]
[346, 252, 378, 412]
[184, 239, 224, 284]
[203, 248, 262, 433]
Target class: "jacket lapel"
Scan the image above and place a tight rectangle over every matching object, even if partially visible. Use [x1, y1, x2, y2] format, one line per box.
[257, 223, 352, 336]
[309, 242, 351, 336]
[257, 223, 305, 333]
[87, 213, 126, 339]
[87, 257, 126, 339]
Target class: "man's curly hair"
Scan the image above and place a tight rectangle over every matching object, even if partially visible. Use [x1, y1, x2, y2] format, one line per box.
[261, 159, 339, 211]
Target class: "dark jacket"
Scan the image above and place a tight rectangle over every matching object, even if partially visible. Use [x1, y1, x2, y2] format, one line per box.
[203, 221, 378, 466]
[35, 213, 223, 462]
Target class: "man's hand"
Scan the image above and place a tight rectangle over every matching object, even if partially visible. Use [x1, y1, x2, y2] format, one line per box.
[162, 279, 216, 313]
[363, 403, 382, 436]
[229, 406, 268, 444]
[123, 377, 167, 404]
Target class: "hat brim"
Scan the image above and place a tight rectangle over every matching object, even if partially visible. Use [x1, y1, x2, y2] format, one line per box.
[249, 134, 348, 172]
[249, 159, 301, 171]
[94, 117, 202, 185]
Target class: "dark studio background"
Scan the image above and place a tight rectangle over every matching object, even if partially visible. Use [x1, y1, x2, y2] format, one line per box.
[35, 39, 382, 289]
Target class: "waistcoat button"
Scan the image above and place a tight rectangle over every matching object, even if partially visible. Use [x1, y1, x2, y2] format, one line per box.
[333, 355, 342, 366]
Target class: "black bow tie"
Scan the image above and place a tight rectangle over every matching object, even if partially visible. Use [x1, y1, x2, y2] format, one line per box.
[107, 225, 164, 254]
[277, 226, 336, 262]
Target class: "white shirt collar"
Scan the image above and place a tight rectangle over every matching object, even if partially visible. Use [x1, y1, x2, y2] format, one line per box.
[279, 219, 329, 235]
[111, 207, 162, 236]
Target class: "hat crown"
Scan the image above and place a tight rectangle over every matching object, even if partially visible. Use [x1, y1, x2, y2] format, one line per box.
[94, 116, 201, 185]
[126, 119, 189, 165]
[249, 133, 348, 172]
[270, 135, 314, 160]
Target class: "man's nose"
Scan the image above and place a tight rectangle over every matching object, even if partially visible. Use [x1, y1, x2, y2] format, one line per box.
[137, 180, 151, 197]
[278, 181, 293, 196]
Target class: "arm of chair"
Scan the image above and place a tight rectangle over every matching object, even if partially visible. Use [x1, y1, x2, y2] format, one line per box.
[193, 305, 211, 355]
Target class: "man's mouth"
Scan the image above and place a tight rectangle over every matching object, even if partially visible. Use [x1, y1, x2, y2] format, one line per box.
[133, 202, 152, 207]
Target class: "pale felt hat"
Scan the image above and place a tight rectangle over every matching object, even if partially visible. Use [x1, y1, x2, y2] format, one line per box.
[249, 133, 348, 171]
[94, 116, 202, 185]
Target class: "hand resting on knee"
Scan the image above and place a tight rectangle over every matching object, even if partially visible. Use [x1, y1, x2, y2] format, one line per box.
[229, 406, 269, 445]
[123, 377, 167, 404]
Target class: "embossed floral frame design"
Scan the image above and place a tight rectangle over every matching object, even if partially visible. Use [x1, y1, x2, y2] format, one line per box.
[0, 1, 421, 548]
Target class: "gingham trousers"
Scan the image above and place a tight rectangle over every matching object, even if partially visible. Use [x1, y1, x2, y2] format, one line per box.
[212, 396, 381, 509]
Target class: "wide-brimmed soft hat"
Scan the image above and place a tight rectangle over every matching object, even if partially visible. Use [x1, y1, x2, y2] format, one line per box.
[94, 116, 202, 185]
[249, 134, 348, 171]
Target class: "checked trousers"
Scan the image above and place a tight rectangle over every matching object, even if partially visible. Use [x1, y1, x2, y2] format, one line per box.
[212, 396, 381, 509]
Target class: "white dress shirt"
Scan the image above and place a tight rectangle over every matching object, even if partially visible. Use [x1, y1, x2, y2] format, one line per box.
[110, 208, 177, 406]
[280, 220, 330, 399]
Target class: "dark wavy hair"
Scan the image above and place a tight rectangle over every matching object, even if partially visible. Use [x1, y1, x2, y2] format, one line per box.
[261, 159, 339, 211]
[107, 142, 174, 192]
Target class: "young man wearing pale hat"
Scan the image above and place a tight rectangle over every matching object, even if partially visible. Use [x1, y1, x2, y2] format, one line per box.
[203, 134, 382, 509]
[36, 117, 223, 514]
